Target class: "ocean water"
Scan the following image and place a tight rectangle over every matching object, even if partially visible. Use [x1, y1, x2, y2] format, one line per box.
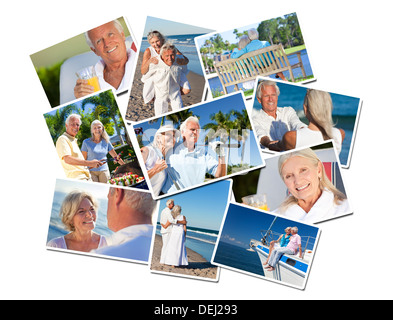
[141, 33, 205, 76]
[156, 224, 218, 261]
[213, 241, 265, 276]
[251, 81, 361, 166]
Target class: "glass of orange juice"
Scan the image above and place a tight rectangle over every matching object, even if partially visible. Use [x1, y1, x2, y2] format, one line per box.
[76, 66, 100, 92]
[241, 194, 268, 211]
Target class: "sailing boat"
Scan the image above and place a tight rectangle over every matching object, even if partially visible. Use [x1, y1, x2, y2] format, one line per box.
[249, 217, 315, 288]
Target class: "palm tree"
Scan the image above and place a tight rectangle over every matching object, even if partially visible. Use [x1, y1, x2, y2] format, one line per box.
[202, 111, 237, 173]
[231, 109, 252, 166]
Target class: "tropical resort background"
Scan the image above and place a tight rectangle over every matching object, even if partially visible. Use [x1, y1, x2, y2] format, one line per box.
[44, 90, 143, 181]
[196, 13, 315, 98]
[134, 93, 264, 177]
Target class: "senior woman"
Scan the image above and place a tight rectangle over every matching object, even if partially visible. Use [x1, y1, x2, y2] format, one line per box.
[47, 191, 107, 252]
[265, 227, 302, 272]
[141, 30, 190, 104]
[81, 120, 125, 183]
[275, 148, 350, 223]
[281, 89, 345, 154]
[141, 124, 180, 196]
[262, 227, 292, 265]
[230, 28, 286, 81]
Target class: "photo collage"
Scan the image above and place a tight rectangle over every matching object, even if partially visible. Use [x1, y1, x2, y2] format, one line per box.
[30, 13, 361, 290]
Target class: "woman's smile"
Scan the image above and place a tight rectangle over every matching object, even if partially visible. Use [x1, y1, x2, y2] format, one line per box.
[281, 156, 322, 203]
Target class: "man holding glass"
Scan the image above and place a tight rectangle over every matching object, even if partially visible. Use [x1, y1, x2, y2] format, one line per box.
[74, 19, 136, 98]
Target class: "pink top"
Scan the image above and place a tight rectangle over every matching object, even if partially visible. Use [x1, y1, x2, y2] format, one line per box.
[286, 234, 301, 254]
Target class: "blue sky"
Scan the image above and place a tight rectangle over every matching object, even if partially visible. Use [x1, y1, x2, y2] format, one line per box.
[157, 180, 231, 231]
[196, 22, 259, 48]
[134, 92, 263, 167]
[219, 203, 320, 249]
[44, 90, 126, 138]
[143, 16, 213, 37]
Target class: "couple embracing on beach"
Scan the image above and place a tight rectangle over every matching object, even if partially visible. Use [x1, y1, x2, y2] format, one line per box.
[159, 199, 188, 267]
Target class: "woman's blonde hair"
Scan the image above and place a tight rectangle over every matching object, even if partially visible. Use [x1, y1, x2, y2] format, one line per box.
[238, 35, 250, 49]
[171, 205, 182, 219]
[60, 191, 98, 232]
[278, 148, 346, 212]
[303, 89, 335, 140]
[91, 120, 110, 143]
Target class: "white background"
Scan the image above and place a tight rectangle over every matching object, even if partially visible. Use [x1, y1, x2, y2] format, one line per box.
[1, 0, 391, 300]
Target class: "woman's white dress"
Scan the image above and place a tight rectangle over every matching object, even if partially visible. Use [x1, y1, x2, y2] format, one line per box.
[161, 215, 188, 266]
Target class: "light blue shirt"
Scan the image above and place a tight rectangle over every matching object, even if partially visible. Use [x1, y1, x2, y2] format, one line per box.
[231, 40, 271, 59]
[81, 138, 113, 172]
[162, 143, 219, 193]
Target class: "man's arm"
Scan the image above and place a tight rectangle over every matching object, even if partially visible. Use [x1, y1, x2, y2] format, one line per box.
[214, 156, 226, 178]
[63, 155, 103, 169]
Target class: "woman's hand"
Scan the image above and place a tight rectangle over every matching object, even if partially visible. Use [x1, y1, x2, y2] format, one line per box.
[154, 159, 168, 173]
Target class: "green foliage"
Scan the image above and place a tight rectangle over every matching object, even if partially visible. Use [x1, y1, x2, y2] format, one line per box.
[45, 90, 126, 149]
[36, 61, 63, 107]
[257, 13, 304, 49]
[199, 13, 304, 56]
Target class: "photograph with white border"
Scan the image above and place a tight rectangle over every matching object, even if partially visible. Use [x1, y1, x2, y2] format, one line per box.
[230, 141, 353, 224]
[149, 180, 232, 281]
[46, 178, 158, 264]
[129, 91, 265, 199]
[251, 77, 362, 168]
[194, 12, 315, 101]
[126, 16, 214, 122]
[212, 202, 321, 290]
[30, 16, 137, 116]
[43, 89, 147, 188]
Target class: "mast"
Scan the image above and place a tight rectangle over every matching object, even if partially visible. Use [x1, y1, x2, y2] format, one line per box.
[261, 216, 277, 245]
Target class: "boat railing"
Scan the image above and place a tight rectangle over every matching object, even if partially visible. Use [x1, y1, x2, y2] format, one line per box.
[259, 229, 316, 259]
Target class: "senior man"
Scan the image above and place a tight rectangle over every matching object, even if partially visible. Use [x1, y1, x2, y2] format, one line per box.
[159, 199, 186, 264]
[55, 114, 104, 180]
[92, 188, 157, 262]
[252, 80, 305, 151]
[141, 42, 185, 116]
[162, 116, 226, 194]
[265, 227, 302, 272]
[74, 19, 136, 99]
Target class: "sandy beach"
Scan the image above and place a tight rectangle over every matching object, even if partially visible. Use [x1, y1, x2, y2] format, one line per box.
[150, 234, 218, 280]
[126, 51, 207, 122]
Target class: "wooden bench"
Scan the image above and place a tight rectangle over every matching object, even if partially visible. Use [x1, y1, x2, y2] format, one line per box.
[213, 44, 306, 94]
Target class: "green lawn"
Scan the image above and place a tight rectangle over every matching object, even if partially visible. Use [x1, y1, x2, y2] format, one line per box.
[284, 44, 306, 55]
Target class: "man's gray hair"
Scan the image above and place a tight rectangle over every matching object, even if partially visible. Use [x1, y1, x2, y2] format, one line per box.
[180, 116, 200, 134]
[85, 19, 124, 49]
[65, 114, 81, 126]
[256, 80, 280, 100]
[291, 226, 298, 233]
[166, 199, 174, 207]
[247, 28, 259, 41]
[108, 188, 157, 218]
[160, 42, 178, 56]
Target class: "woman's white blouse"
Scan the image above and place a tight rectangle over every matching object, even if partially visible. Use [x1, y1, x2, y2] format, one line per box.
[277, 188, 351, 223]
